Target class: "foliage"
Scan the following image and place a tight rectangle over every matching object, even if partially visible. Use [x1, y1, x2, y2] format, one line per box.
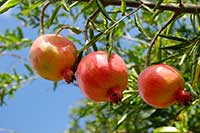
[0, 0, 200, 132]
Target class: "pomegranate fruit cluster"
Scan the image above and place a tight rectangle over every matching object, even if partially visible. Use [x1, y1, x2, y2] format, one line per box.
[30, 35, 128, 103]
[138, 64, 192, 108]
[30, 34, 192, 106]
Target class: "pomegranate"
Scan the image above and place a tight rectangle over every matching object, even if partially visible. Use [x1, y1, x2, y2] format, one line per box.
[76, 51, 128, 103]
[29, 34, 77, 83]
[138, 64, 192, 108]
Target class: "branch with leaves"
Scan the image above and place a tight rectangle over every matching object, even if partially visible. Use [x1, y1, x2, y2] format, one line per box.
[68, 0, 200, 14]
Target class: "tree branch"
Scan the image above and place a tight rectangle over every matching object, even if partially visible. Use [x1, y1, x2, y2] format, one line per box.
[70, 0, 200, 14]
[145, 12, 179, 67]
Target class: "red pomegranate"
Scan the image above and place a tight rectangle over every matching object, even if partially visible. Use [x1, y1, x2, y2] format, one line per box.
[76, 51, 128, 103]
[138, 64, 192, 108]
[29, 34, 77, 83]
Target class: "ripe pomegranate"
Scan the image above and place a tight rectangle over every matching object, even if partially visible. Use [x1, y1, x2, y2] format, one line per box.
[138, 64, 192, 108]
[76, 51, 128, 103]
[29, 34, 77, 83]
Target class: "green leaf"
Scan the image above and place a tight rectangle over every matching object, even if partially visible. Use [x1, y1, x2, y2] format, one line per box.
[47, 5, 61, 28]
[142, 4, 153, 13]
[134, 13, 151, 40]
[159, 34, 191, 43]
[62, 0, 70, 12]
[96, 0, 114, 22]
[120, 0, 126, 15]
[106, 30, 114, 60]
[0, 0, 22, 14]
[179, 53, 187, 65]
[117, 113, 128, 127]
[16, 26, 23, 39]
[24, 64, 34, 76]
[192, 59, 200, 87]
[22, 0, 45, 15]
[153, 0, 164, 11]
[89, 29, 98, 51]
[74, 0, 95, 20]
[190, 14, 197, 33]
[196, 13, 200, 31]
[153, 126, 180, 133]
[68, 26, 82, 34]
[13, 68, 21, 83]
[53, 81, 58, 91]
[0, 0, 7, 7]
[159, 43, 189, 50]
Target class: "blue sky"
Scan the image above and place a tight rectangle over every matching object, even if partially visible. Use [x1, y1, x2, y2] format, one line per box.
[0, 8, 84, 133]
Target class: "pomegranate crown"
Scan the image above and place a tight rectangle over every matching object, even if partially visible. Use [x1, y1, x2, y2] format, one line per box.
[175, 88, 192, 105]
[106, 87, 123, 104]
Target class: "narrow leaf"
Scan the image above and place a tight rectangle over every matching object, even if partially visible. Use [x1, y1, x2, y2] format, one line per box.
[62, 0, 70, 12]
[120, 0, 126, 15]
[0, 0, 7, 7]
[22, 0, 45, 15]
[190, 14, 197, 33]
[159, 34, 191, 43]
[153, 0, 164, 11]
[68, 26, 82, 34]
[179, 53, 187, 65]
[16, 26, 23, 39]
[117, 113, 127, 126]
[106, 30, 114, 60]
[196, 13, 200, 31]
[47, 5, 61, 28]
[134, 13, 151, 40]
[89, 29, 98, 51]
[74, 0, 95, 20]
[153, 126, 179, 133]
[96, 0, 114, 22]
[24, 64, 34, 76]
[192, 59, 200, 87]
[142, 4, 153, 13]
[53, 81, 58, 91]
[0, 0, 22, 14]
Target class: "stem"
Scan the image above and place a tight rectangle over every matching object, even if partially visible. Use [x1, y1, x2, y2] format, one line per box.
[145, 12, 180, 67]
[55, 25, 70, 36]
[40, 2, 51, 35]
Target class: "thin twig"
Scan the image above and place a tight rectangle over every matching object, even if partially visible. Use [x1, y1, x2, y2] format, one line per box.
[104, 6, 142, 34]
[40, 2, 51, 35]
[0, 52, 28, 62]
[84, 9, 100, 42]
[145, 12, 180, 67]
[56, 25, 70, 36]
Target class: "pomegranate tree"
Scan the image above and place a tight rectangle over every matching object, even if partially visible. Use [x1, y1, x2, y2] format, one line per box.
[29, 34, 77, 83]
[138, 64, 192, 108]
[76, 51, 128, 103]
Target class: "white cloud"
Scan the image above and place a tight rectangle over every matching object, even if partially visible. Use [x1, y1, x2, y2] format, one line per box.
[0, 128, 15, 133]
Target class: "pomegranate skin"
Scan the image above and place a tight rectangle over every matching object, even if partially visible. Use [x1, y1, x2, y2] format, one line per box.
[29, 34, 77, 81]
[76, 51, 128, 103]
[138, 64, 186, 108]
